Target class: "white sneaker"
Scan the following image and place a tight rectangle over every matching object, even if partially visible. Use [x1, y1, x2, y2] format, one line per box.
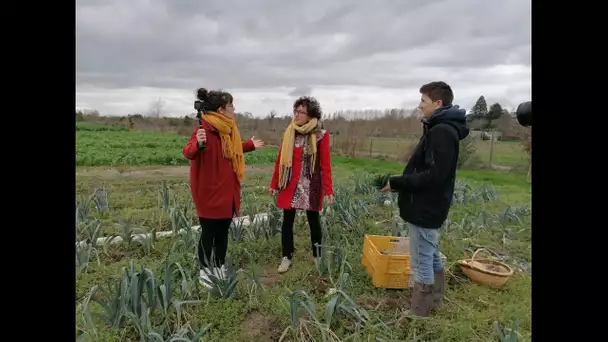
[213, 266, 226, 280]
[199, 268, 213, 288]
[277, 257, 292, 273]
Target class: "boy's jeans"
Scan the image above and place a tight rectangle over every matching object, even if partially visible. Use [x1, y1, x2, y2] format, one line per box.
[409, 224, 444, 284]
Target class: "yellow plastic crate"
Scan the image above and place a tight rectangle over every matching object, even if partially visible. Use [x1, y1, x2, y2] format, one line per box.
[362, 235, 447, 289]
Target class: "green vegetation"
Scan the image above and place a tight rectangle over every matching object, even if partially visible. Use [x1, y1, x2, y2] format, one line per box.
[76, 123, 278, 166]
[77, 122, 527, 169]
[76, 124, 531, 341]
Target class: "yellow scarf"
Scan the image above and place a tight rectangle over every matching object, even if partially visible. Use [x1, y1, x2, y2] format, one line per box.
[201, 111, 245, 181]
[277, 117, 319, 190]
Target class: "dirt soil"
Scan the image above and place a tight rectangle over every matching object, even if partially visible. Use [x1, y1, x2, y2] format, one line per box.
[77, 165, 274, 179]
[104, 245, 128, 263]
[491, 164, 513, 171]
[308, 274, 330, 295]
[357, 292, 411, 311]
[243, 310, 282, 341]
[259, 267, 281, 288]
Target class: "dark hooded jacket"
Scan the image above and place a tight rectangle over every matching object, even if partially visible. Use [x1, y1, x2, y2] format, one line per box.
[389, 105, 470, 229]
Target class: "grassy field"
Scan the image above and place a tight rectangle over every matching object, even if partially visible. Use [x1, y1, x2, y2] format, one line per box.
[76, 124, 531, 341]
[331, 136, 528, 169]
[77, 122, 528, 169]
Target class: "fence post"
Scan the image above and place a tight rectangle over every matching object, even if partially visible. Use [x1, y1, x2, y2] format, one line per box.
[369, 138, 373, 157]
[488, 133, 495, 166]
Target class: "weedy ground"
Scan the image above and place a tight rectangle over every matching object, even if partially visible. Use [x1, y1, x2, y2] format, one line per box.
[76, 132, 531, 342]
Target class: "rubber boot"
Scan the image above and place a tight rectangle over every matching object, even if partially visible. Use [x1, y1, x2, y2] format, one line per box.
[431, 269, 445, 309]
[410, 282, 433, 317]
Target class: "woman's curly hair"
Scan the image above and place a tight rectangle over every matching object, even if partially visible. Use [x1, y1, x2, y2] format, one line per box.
[293, 96, 322, 120]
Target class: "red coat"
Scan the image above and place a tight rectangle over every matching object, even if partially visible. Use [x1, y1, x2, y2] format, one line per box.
[182, 121, 255, 219]
[270, 130, 333, 211]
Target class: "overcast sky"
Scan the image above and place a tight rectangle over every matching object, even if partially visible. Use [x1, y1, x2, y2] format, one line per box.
[76, 0, 531, 117]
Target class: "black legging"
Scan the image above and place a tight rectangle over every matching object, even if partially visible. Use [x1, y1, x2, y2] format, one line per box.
[281, 209, 322, 259]
[198, 201, 236, 269]
[198, 217, 232, 268]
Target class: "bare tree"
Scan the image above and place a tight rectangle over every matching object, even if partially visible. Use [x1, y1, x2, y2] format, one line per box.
[266, 109, 277, 131]
[83, 109, 100, 117]
[148, 98, 166, 118]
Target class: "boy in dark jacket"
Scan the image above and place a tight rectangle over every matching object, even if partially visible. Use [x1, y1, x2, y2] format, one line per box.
[380, 81, 469, 317]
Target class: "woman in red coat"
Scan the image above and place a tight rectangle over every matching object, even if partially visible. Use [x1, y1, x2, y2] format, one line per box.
[269, 96, 334, 273]
[182, 88, 264, 286]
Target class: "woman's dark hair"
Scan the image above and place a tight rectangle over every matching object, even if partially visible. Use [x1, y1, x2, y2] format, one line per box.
[196, 88, 233, 112]
[293, 96, 322, 120]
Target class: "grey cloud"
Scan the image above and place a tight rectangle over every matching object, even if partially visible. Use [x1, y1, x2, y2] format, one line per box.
[77, 0, 530, 92]
[289, 86, 313, 97]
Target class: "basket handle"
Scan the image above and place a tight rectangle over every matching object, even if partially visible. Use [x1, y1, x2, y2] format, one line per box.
[471, 248, 492, 261]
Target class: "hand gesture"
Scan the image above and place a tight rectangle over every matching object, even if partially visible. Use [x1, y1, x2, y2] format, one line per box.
[380, 183, 391, 192]
[269, 188, 278, 196]
[196, 128, 207, 145]
[251, 136, 265, 148]
[324, 194, 334, 205]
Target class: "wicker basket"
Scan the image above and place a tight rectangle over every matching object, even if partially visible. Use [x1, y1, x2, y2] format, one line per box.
[457, 248, 514, 288]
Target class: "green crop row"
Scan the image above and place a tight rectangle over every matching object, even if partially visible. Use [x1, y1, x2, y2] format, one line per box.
[76, 122, 129, 131]
[77, 129, 278, 166]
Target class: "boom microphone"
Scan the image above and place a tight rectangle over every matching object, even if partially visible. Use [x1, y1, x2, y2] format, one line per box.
[515, 101, 532, 127]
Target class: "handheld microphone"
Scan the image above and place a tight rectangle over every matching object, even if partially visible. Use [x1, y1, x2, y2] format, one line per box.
[194, 100, 207, 150]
